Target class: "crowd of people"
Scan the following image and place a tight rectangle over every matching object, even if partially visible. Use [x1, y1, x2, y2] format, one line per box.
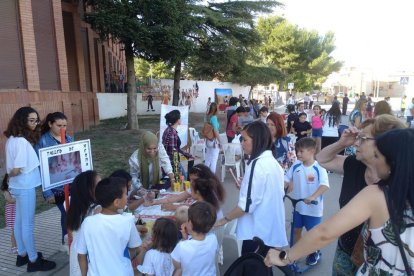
[2, 94, 414, 275]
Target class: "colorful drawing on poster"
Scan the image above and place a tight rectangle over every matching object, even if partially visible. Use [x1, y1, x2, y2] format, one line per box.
[39, 140, 93, 191]
[141, 79, 172, 102]
[48, 151, 82, 185]
[160, 104, 189, 148]
[215, 88, 232, 111]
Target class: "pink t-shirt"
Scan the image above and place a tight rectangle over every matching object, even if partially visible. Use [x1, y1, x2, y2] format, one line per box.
[226, 113, 238, 138]
[312, 115, 323, 129]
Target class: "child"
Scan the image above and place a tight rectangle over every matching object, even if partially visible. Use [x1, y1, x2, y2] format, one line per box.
[292, 112, 312, 141]
[311, 105, 323, 153]
[137, 218, 179, 276]
[77, 177, 143, 276]
[175, 205, 189, 240]
[171, 202, 218, 276]
[66, 170, 101, 276]
[1, 174, 17, 254]
[284, 138, 329, 266]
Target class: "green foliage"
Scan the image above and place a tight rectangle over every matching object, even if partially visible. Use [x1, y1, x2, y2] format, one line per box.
[134, 58, 174, 80]
[257, 16, 343, 91]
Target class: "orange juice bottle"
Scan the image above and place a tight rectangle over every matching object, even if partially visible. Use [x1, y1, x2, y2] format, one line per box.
[173, 182, 181, 192]
[184, 181, 191, 191]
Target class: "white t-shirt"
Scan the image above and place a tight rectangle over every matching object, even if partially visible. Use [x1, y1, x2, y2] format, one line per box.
[137, 249, 174, 276]
[6, 136, 41, 189]
[171, 233, 218, 276]
[285, 160, 329, 217]
[77, 214, 142, 276]
[404, 102, 414, 116]
[322, 114, 340, 137]
[236, 150, 288, 248]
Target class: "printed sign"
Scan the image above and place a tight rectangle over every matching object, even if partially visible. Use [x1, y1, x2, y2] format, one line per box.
[160, 104, 189, 148]
[39, 140, 93, 191]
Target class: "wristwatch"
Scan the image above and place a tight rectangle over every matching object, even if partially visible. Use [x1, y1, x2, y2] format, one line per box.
[279, 250, 293, 264]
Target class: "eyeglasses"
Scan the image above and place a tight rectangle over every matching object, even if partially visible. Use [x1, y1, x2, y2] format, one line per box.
[355, 135, 375, 143]
[27, 118, 40, 124]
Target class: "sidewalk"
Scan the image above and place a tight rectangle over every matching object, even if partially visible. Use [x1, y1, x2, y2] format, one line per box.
[0, 207, 69, 276]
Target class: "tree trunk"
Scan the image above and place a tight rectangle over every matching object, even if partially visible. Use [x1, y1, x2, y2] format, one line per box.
[248, 85, 254, 100]
[173, 61, 181, 106]
[125, 43, 139, 130]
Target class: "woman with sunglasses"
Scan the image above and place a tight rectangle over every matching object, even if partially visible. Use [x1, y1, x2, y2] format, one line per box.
[265, 128, 414, 275]
[4, 107, 56, 272]
[316, 114, 406, 275]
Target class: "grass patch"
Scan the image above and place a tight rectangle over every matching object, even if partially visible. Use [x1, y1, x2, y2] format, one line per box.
[0, 112, 215, 228]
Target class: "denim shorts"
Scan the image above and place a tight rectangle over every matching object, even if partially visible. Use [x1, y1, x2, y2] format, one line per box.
[312, 128, 322, 138]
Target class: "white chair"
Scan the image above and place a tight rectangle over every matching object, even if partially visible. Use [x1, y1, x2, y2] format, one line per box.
[219, 133, 228, 145]
[191, 141, 206, 165]
[221, 143, 242, 182]
[222, 219, 242, 258]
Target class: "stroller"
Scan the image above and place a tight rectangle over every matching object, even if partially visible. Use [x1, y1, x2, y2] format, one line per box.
[224, 237, 295, 276]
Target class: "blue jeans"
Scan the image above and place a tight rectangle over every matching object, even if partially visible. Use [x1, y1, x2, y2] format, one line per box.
[56, 203, 67, 244]
[11, 188, 38, 262]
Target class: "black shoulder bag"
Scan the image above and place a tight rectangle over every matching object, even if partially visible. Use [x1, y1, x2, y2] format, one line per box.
[245, 159, 258, 212]
[383, 186, 411, 275]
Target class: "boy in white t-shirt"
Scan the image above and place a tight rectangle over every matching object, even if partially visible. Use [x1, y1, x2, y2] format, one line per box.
[77, 177, 143, 276]
[171, 202, 218, 276]
[285, 137, 329, 266]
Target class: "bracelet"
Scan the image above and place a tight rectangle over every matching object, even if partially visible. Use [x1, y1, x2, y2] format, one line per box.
[224, 216, 231, 222]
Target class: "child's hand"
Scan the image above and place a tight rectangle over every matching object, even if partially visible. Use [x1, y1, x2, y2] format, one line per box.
[285, 183, 294, 193]
[304, 196, 316, 204]
[180, 223, 189, 240]
[161, 203, 176, 211]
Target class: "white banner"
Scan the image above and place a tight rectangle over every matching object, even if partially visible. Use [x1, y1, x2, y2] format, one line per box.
[160, 104, 189, 147]
[39, 140, 93, 191]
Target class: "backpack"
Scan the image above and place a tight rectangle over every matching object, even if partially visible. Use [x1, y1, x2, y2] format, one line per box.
[201, 122, 215, 141]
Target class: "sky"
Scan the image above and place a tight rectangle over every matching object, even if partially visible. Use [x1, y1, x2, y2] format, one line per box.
[273, 0, 414, 73]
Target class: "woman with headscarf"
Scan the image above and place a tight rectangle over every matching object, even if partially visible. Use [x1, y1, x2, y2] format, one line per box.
[129, 131, 174, 193]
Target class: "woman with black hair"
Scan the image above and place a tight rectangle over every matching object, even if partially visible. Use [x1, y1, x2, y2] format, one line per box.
[216, 121, 288, 255]
[161, 110, 193, 176]
[34, 112, 73, 251]
[321, 101, 342, 149]
[266, 128, 414, 275]
[4, 107, 56, 271]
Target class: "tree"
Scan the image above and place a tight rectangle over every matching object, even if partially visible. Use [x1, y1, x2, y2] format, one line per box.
[134, 58, 173, 81]
[257, 16, 342, 92]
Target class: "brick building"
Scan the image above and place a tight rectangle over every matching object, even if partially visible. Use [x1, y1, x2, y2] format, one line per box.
[0, 0, 126, 172]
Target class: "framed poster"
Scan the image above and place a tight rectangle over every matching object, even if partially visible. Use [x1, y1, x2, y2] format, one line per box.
[39, 140, 93, 192]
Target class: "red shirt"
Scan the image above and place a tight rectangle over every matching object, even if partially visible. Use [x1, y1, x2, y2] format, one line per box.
[226, 113, 238, 138]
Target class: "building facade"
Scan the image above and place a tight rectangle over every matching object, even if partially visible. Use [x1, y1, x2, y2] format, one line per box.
[0, 0, 126, 172]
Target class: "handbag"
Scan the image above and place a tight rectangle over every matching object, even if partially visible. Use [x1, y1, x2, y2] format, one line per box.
[383, 186, 412, 275]
[245, 159, 258, 212]
[350, 233, 365, 267]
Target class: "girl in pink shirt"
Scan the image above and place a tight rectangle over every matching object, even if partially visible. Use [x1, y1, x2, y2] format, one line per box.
[311, 105, 323, 153]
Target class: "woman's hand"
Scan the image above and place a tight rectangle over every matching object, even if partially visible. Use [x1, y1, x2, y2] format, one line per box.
[161, 203, 177, 211]
[338, 127, 359, 147]
[46, 196, 56, 204]
[264, 249, 286, 267]
[214, 218, 227, 228]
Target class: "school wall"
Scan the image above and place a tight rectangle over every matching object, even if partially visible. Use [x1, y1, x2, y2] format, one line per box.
[135, 79, 251, 115]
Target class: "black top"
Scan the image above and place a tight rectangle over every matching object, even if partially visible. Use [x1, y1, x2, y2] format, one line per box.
[342, 96, 349, 105]
[293, 121, 312, 140]
[287, 112, 298, 133]
[338, 155, 368, 255]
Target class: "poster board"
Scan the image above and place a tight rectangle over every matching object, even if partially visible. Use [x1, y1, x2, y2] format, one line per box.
[160, 104, 189, 148]
[39, 140, 93, 192]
